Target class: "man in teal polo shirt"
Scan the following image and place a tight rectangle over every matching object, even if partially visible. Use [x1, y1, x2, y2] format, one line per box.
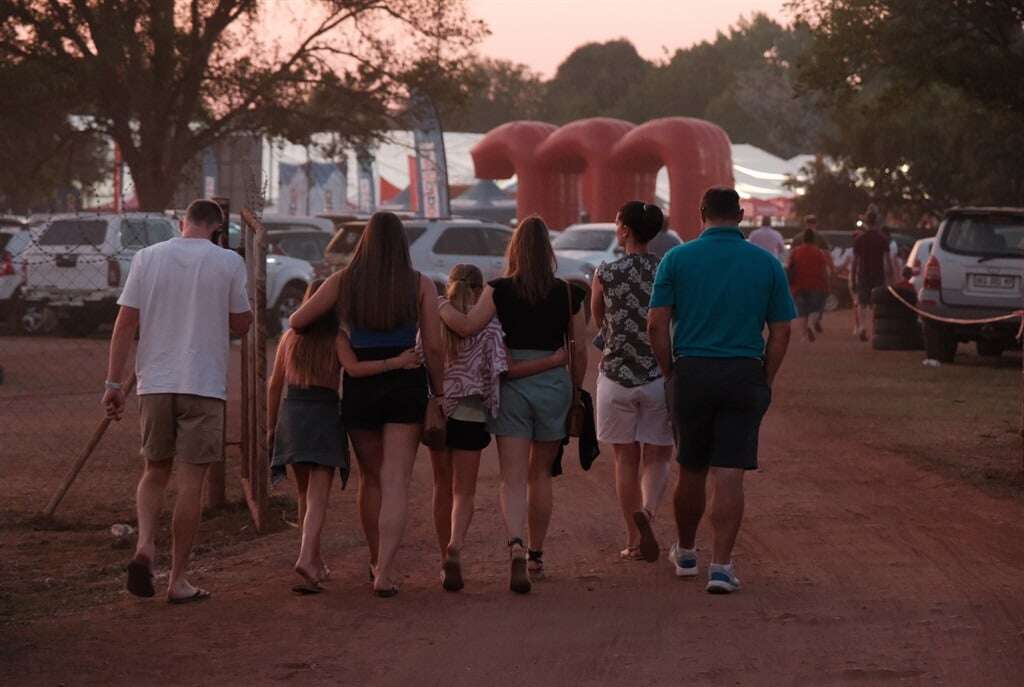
[647, 187, 794, 594]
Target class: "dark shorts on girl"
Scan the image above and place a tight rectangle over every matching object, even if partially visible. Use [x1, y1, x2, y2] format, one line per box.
[446, 418, 491, 451]
[793, 289, 827, 317]
[271, 385, 349, 488]
[342, 346, 428, 429]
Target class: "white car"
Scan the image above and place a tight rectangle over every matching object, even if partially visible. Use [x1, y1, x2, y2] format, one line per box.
[0, 221, 32, 329]
[918, 207, 1024, 362]
[20, 213, 180, 336]
[905, 237, 935, 293]
[551, 222, 682, 268]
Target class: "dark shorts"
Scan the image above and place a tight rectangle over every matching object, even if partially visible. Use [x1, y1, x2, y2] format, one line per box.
[342, 346, 428, 429]
[793, 289, 827, 318]
[856, 278, 884, 306]
[446, 418, 491, 451]
[669, 357, 772, 472]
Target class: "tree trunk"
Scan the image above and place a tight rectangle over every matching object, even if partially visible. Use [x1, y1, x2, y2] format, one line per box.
[129, 157, 183, 212]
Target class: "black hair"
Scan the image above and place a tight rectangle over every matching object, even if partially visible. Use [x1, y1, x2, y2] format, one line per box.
[700, 187, 742, 222]
[185, 199, 224, 228]
[761, 215, 772, 227]
[618, 200, 664, 243]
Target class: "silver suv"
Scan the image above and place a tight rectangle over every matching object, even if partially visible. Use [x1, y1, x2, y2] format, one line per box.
[325, 218, 596, 299]
[919, 207, 1024, 362]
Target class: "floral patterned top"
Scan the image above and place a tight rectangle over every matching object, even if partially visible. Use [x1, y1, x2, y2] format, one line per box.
[596, 253, 661, 387]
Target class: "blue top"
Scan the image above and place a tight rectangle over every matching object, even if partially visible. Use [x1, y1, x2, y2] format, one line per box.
[650, 226, 796, 359]
[348, 323, 417, 349]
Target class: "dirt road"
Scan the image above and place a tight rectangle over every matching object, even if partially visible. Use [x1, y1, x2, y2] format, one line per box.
[3, 311, 1024, 686]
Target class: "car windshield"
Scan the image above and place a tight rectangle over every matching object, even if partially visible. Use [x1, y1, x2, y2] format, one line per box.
[328, 225, 425, 255]
[942, 215, 1024, 258]
[552, 229, 614, 251]
[39, 219, 107, 246]
[271, 232, 328, 262]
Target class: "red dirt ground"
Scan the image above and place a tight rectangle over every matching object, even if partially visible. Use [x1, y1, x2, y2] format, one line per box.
[2, 311, 1024, 686]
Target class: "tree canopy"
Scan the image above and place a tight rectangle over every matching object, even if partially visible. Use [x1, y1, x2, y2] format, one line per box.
[0, 0, 483, 210]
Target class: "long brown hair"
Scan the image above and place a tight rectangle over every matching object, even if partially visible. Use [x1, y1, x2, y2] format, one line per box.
[288, 279, 339, 387]
[442, 263, 484, 360]
[337, 211, 418, 330]
[506, 215, 557, 304]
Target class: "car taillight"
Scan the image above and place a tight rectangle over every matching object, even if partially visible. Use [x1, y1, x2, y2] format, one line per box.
[923, 256, 941, 290]
[0, 250, 13, 277]
[107, 257, 121, 287]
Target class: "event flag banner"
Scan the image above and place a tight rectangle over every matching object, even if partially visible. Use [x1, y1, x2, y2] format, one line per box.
[409, 92, 450, 219]
[356, 150, 376, 214]
[278, 160, 348, 216]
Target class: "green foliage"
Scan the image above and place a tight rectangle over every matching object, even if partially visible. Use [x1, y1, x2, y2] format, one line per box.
[440, 59, 545, 132]
[540, 40, 654, 124]
[786, 157, 869, 230]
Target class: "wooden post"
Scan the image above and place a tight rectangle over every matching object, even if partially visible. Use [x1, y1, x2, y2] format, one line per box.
[42, 375, 137, 519]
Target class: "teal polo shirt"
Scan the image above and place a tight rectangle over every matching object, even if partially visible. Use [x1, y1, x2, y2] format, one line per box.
[650, 225, 796, 359]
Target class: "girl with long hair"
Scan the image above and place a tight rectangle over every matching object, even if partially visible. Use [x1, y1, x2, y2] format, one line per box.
[430, 264, 566, 592]
[440, 217, 587, 594]
[288, 212, 445, 597]
[591, 201, 673, 564]
[268, 279, 419, 593]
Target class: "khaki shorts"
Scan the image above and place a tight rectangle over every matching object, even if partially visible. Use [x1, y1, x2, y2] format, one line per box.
[139, 393, 225, 464]
[596, 374, 674, 446]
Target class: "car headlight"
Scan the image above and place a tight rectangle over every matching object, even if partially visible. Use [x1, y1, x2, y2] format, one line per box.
[266, 257, 278, 265]
[581, 262, 595, 283]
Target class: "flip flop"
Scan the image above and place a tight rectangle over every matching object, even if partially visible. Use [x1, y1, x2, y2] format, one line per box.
[373, 585, 399, 598]
[441, 556, 464, 592]
[633, 509, 661, 563]
[167, 588, 211, 605]
[126, 558, 155, 598]
[620, 546, 644, 561]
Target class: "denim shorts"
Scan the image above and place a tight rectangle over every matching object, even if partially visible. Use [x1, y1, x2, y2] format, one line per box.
[487, 349, 570, 442]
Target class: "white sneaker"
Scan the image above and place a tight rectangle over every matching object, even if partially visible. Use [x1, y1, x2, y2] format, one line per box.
[668, 543, 698, 578]
[706, 563, 741, 594]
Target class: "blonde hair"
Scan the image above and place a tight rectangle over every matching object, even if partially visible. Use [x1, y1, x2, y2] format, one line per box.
[442, 263, 484, 360]
[287, 279, 339, 387]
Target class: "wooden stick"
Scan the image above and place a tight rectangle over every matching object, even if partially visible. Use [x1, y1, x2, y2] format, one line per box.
[41, 375, 137, 519]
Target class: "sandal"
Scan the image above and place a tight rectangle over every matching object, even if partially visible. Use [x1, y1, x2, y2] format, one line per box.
[167, 588, 211, 605]
[508, 538, 531, 594]
[527, 549, 544, 578]
[620, 545, 644, 561]
[633, 508, 660, 563]
[126, 557, 155, 598]
[442, 550, 464, 592]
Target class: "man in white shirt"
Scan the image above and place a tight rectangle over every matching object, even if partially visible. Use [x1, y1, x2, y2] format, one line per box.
[747, 215, 785, 260]
[103, 199, 252, 604]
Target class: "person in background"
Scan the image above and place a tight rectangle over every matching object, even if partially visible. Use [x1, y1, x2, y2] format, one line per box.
[648, 187, 794, 594]
[851, 205, 893, 342]
[267, 279, 419, 594]
[747, 215, 785, 261]
[441, 217, 588, 594]
[591, 201, 673, 563]
[788, 226, 832, 342]
[430, 264, 567, 592]
[288, 211, 445, 598]
[801, 215, 835, 334]
[103, 199, 252, 604]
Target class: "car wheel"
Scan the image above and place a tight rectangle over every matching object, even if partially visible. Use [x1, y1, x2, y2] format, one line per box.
[20, 303, 56, 335]
[268, 282, 306, 337]
[873, 318, 920, 338]
[976, 339, 1005, 358]
[923, 321, 957, 363]
[59, 313, 100, 338]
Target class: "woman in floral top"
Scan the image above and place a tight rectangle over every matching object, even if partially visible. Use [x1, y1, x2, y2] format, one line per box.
[591, 201, 674, 563]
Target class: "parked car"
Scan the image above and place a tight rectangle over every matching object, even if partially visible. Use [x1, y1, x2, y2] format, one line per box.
[225, 220, 316, 337]
[20, 213, 179, 336]
[918, 207, 1024, 362]
[906, 237, 935, 293]
[265, 229, 332, 279]
[0, 221, 32, 329]
[325, 217, 596, 300]
[551, 222, 682, 266]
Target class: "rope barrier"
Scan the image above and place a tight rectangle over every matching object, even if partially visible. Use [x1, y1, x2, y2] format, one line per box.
[885, 285, 1024, 326]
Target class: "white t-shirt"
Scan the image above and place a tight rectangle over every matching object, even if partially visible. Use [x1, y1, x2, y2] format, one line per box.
[748, 226, 786, 259]
[118, 237, 250, 400]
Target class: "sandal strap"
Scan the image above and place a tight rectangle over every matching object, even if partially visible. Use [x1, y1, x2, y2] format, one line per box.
[508, 538, 526, 549]
[528, 549, 543, 562]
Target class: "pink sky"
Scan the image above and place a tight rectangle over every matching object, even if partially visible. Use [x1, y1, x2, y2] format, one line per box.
[469, 0, 790, 76]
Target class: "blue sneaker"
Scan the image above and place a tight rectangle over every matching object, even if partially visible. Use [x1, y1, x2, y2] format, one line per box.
[706, 563, 741, 594]
[668, 543, 698, 578]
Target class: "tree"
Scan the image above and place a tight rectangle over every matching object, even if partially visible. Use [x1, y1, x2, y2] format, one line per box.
[439, 58, 545, 133]
[0, 1, 483, 210]
[790, 0, 1024, 214]
[0, 61, 106, 213]
[786, 157, 869, 230]
[540, 40, 654, 124]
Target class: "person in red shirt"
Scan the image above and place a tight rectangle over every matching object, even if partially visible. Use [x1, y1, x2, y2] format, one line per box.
[788, 227, 832, 342]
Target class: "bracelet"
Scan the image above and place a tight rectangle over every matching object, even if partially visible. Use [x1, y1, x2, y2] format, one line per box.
[104, 380, 123, 391]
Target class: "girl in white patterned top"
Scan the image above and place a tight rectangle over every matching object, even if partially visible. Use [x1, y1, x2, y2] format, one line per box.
[591, 201, 674, 563]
